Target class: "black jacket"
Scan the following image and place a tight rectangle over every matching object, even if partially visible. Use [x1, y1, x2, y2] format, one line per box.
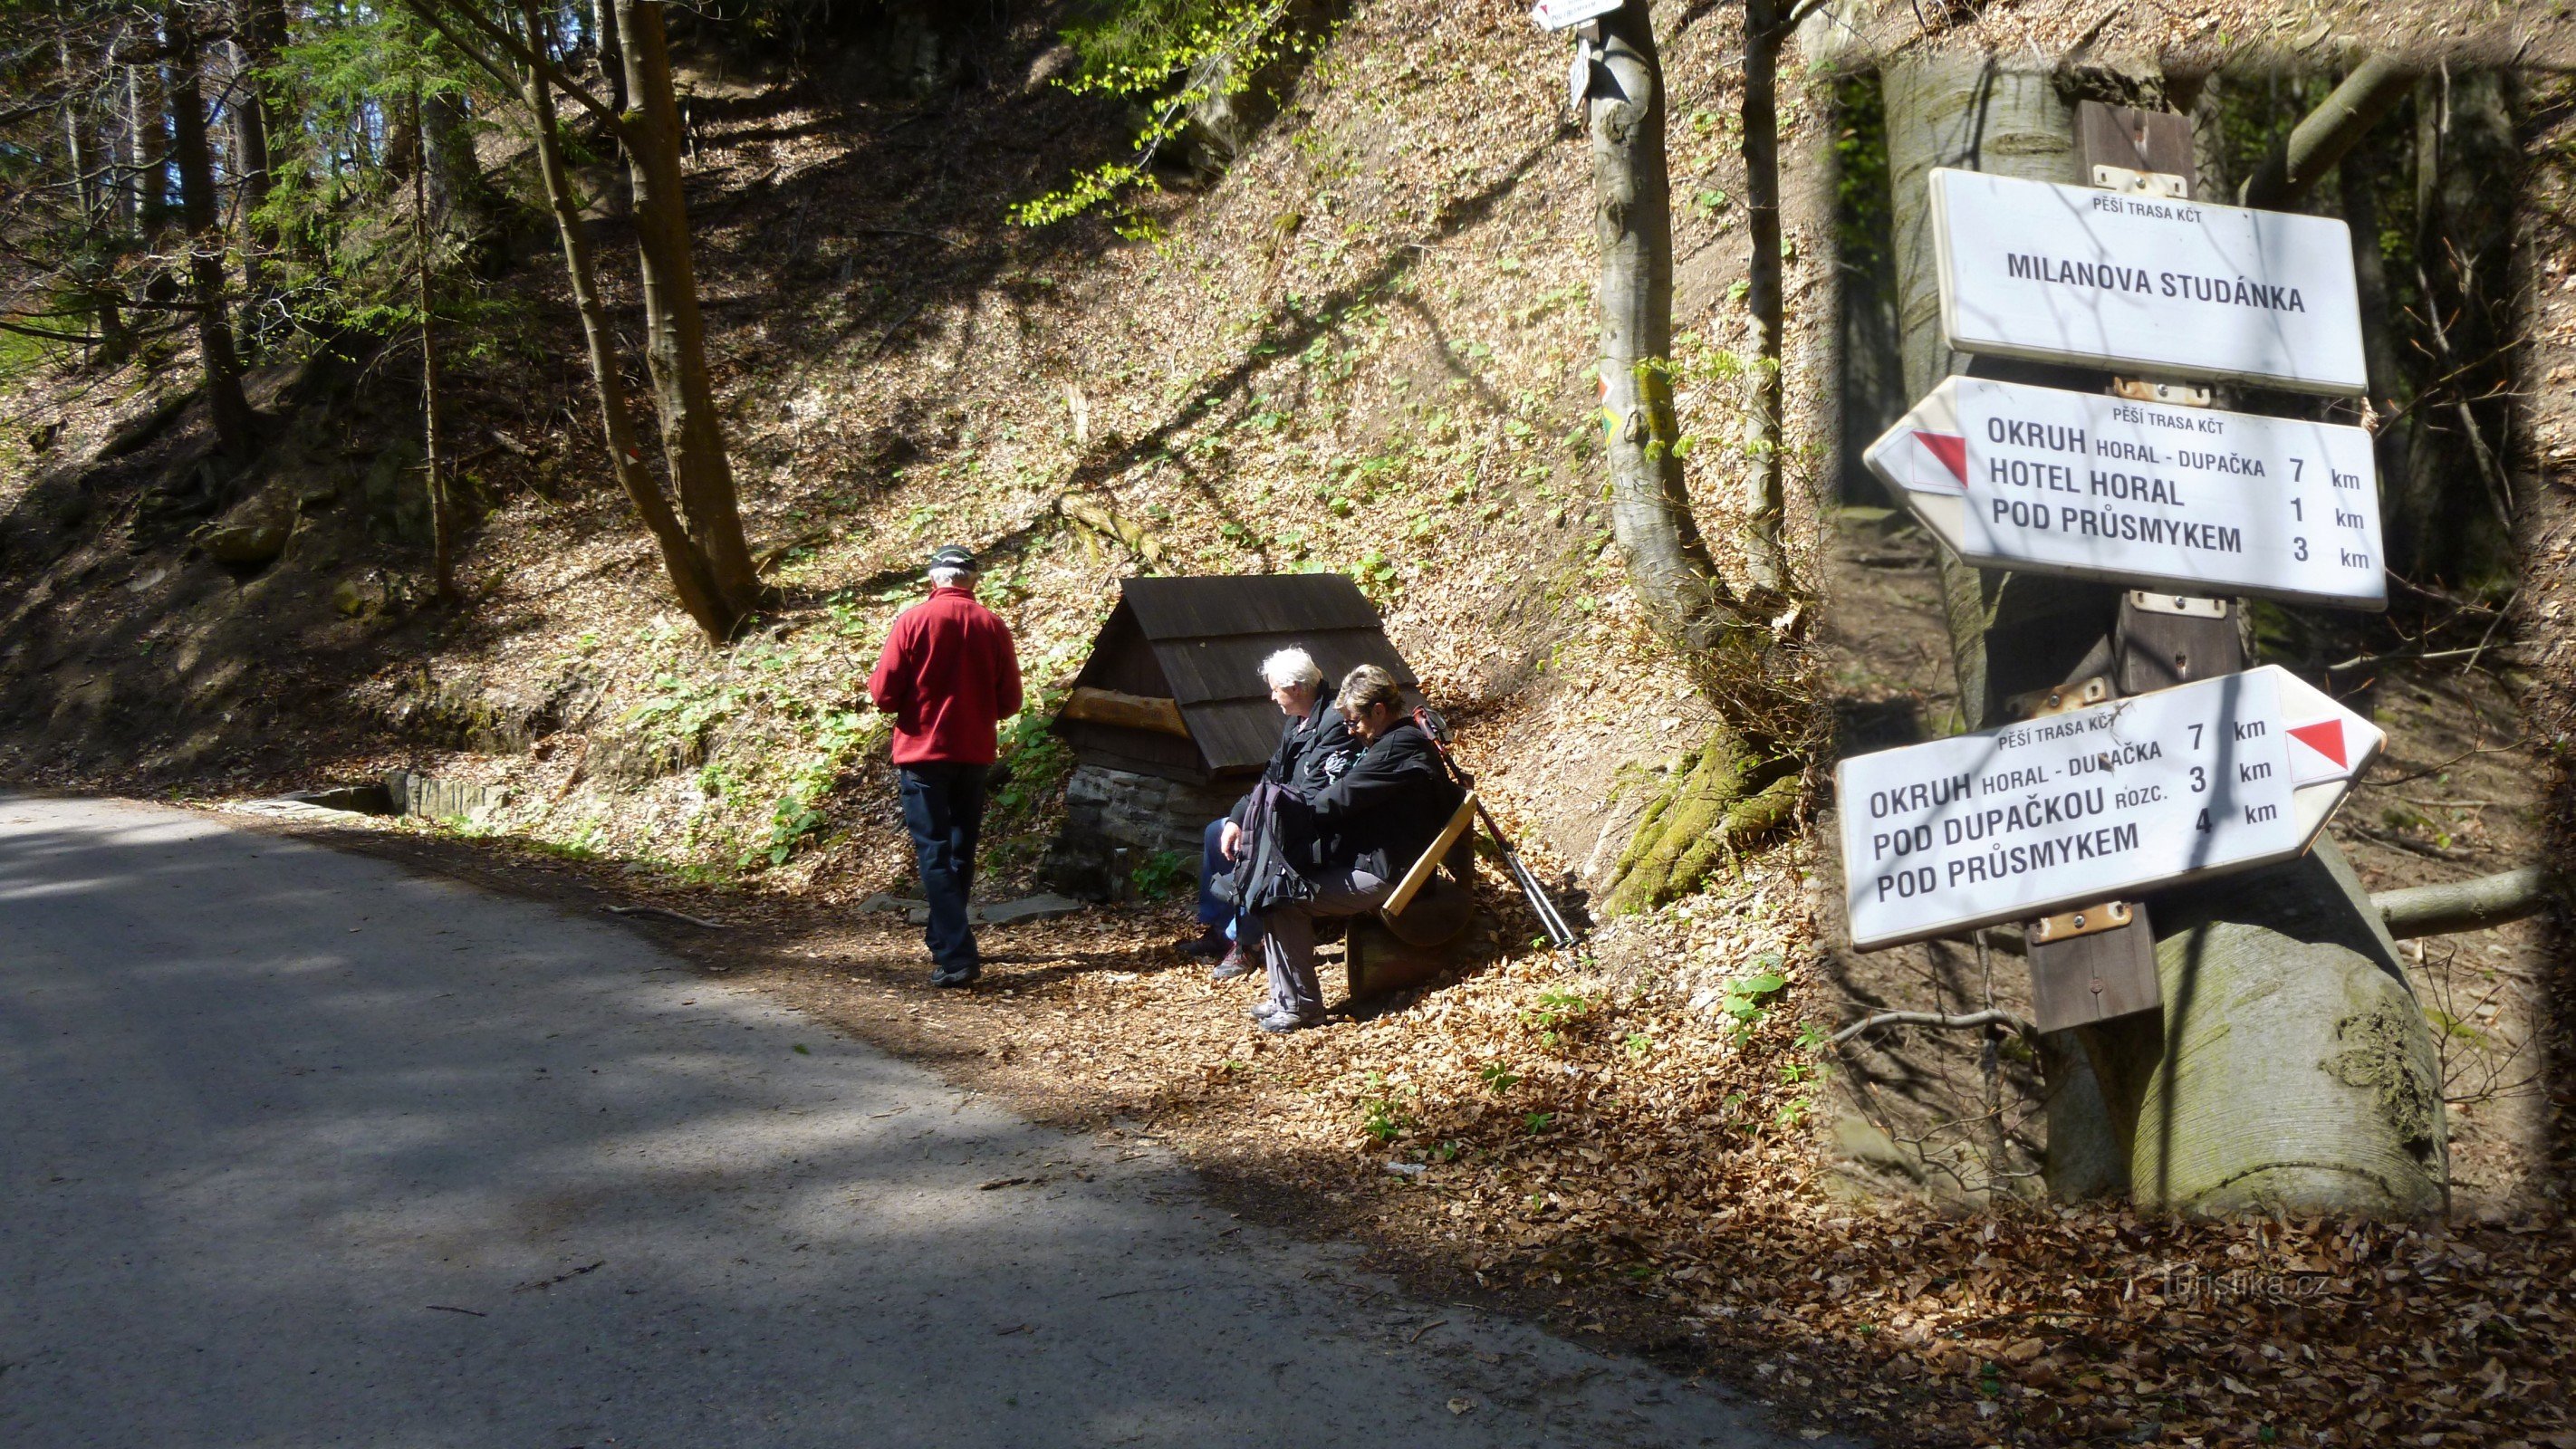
[1284, 721, 1462, 882]
[1230, 701, 1358, 843]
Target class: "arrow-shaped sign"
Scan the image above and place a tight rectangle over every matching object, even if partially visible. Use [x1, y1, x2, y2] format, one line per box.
[1863, 377, 2387, 610]
[1837, 665, 2381, 952]
[1928, 168, 2367, 394]
[1530, 0, 1622, 29]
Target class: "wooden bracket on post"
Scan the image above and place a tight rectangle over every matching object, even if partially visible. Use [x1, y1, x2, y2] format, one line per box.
[2117, 590, 2239, 696]
[2110, 376, 2212, 408]
[2031, 900, 2133, 943]
[2013, 665, 2160, 1031]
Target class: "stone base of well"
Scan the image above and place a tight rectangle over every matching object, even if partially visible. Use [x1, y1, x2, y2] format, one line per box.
[1043, 763, 1245, 900]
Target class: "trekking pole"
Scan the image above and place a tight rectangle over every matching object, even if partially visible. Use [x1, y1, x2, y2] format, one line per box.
[1413, 708, 1581, 950]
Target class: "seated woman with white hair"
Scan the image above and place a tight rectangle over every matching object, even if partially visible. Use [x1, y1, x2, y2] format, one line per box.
[1180, 646, 1358, 978]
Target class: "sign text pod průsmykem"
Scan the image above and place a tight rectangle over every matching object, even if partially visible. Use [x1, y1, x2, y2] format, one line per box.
[1929, 168, 2367, 395]
[1863, 377, 2387, 609]
[1837, 666, 2381, 952]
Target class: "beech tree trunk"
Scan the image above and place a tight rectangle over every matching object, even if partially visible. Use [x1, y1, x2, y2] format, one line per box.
[162, 4, 256, 456]
[613, 0, 763, 619]
[1586, 0, 1800, 917]
[55, 10, 93, 228]
[1588, 1, 1760, 667]
[1882, 60, 2102, 733]
[518, 0, 739, 643]
[1879, 54, 2446, 1219]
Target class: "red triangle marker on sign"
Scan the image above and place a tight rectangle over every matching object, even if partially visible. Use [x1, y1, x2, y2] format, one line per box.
[2289, 718, 2347, 768]
[1911, 430, 1968, 485]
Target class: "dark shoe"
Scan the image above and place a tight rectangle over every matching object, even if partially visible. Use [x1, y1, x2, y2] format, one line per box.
[1177, 928, 1230, 961]
[931, 964, 981, 989]
[1210, 944, 1254, 981]
[1255, 1011, 1322, 1033]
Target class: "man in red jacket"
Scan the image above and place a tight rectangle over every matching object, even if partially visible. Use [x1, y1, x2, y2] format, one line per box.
[867, 545, 1023, 986]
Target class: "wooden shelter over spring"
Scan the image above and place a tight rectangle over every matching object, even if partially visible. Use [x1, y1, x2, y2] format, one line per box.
[1053, 574, 1422, 787]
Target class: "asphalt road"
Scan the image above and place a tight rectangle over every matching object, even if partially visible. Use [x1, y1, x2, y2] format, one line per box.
[0, 793, 1815, 1447]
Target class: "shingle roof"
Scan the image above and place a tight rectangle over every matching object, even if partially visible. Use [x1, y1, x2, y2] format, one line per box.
[1060, 574, 1421, 781]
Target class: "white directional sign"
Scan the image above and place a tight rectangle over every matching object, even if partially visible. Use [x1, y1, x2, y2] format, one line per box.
[1863, 377, 2387, 609]
[1838, 666, 2381, 951]
[1531, 0, 1621, 29]
[1930, 168, 2367, 394]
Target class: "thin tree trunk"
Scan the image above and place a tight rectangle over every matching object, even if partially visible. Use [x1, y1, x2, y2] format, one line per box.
[57, 11, 93, 228]
[1589, 1, 1760, 667]
[162, 5, 255, 456]
[2238, 54, 2417, 209]
[518, 0, 738, 642]
[228, 0, 280, 341]
[593, 0, 626, 115]
[413, 84, 456, 601]
[1735, 0, 1792, 601]
[57, 11, 129, 365]
[614, 0, 762, 618]
[129, 60, 168, 234]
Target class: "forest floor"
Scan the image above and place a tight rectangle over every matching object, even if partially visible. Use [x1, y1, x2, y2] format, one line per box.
[2, 5, 2573, 1446]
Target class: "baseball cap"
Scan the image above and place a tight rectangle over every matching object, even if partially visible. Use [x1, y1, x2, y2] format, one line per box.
[928, 544, 978, 572]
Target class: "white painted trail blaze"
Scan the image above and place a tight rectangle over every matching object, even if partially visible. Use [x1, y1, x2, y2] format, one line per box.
[1929, 168, 2367, 393]
[1837, 667, 2380, 951]
[1863, 378, 2387, 609]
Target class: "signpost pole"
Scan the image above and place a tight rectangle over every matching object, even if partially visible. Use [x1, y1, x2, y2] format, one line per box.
[2001, 102, 2215, 1045]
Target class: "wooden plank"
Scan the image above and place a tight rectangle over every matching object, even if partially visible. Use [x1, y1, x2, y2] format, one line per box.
[1063, 686, 1189, 736]
[2116, 596, 2244, 694]
[1385, 792, 1478, 917]
[2028, 901, 2164, 1032]
[2074, 101, 2196, 194]
[1152, 628, 1420, 705]
[1177, 698, 1294, 773]
[1120, 573, 1382, 639]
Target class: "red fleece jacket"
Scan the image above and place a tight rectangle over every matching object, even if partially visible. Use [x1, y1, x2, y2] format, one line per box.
[866, 587, 1023, 766]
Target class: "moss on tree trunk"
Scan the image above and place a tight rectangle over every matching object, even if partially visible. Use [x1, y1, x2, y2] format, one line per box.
[1602, 726, 1799, 916]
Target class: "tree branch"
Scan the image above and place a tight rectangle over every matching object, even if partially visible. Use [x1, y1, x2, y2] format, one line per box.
[399, 0, 630, 141]
[2373, 867, 2555, 939]
[2238, 55, 2419, 208]
[1834, 1007, 2034, 1046]
[0, 317, 112, 344]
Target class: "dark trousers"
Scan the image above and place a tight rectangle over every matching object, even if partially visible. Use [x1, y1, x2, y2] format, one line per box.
[1258, 868, 1391, 1021]
[899, 763, 987, 973]
[1197, 818, 1235, 928]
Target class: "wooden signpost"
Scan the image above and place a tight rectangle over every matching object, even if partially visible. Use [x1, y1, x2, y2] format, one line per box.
[1841, 101, 2381, 1036]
